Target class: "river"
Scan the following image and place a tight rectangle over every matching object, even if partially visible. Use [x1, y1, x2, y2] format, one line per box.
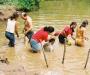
[0, 0, 90, 75]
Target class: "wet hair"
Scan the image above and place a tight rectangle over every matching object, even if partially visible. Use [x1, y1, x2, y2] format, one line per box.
[10, 12, 19, 20]
[49, 38, 55, 43]
[71, 28, 74, 32]
[80, 20, 88, 28]
[70, 22, 77, 27]
[44, 26, 54, 33]
[70, 22, 77, 32]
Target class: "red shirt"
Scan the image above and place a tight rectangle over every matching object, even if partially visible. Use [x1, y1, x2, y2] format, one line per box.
[60, 26, 73, 37]
[32, 28, 48, 43]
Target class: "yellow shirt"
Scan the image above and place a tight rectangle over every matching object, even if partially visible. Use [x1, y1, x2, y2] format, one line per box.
[75, 26, 86, 46]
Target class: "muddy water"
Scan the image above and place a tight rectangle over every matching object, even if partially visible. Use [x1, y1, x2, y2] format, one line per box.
[0, 0, 90, 75]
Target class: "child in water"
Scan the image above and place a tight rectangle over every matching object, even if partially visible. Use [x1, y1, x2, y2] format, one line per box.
[54, 22, 77, 44]
[75, 20, 88, 46]
[5, 12, 19, 47]
[30, 26, 55, 53]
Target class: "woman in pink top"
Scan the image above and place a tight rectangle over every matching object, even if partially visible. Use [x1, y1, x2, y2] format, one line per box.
[55, 22, 77, 44]
[30, 26, 54, 53]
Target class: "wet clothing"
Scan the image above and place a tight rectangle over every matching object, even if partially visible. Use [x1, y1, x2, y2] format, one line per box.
[58, 34, 66, 44]
[6, 19, 16, 33]
[25, 30, 34, 42]
[32, 28, 48, 43]
[75, 27, 85, 46]
[30, 28, 48, 52]
[5, 31, 15, 47]
[58, 26, 73, 44]
[5, 19, 16, 47]
[60, 26, 73, 37]
[30, 39, 42, 52]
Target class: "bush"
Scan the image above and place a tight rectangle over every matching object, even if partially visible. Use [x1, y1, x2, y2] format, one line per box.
[0, 0, 8, 4]
[17, 0, 40, 12]
[0, 0, 4, 4]
[0, 0, 40, 12]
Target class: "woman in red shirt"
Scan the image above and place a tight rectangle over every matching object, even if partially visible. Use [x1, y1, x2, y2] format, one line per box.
[30, 26, 54, 53]
[55, 22, 77, 44]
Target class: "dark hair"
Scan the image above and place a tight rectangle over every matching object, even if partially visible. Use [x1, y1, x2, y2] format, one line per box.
[80, 20, 88, 28]
[70, 22, 77, 32]
[10, 12, 19, 20]
[49, 38, 55, 43]
[70, 22, 77, 27]
[44, 26, 54, 33]
[22, 12, 27, 17]
[71, 28, 74, 32]
[23, 13, 27, 17]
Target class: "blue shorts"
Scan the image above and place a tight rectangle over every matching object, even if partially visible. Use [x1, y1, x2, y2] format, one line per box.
[30, 39, 42, 52]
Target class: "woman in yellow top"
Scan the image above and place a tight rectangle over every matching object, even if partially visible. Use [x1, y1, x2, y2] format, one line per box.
[75, 20, 88, 46]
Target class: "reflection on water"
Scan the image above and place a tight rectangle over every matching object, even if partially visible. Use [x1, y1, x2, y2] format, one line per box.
[0, 0, 90, 75]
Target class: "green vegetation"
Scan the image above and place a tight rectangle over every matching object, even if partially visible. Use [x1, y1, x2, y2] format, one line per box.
[17, 0, 40, 11]
[0, 0, 90, 12]
[0, 0, 40, 12]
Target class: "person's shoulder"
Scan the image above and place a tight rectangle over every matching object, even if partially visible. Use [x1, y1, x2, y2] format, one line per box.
[64, 25, 70, 30]
[27, 16, 32, 20]
[27, 16, 32, 22]
[64, 25, 69, 28]
[81, 27, 86, 31]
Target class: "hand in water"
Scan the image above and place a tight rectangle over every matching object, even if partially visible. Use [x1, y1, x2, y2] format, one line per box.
[71, 36, 75, 40]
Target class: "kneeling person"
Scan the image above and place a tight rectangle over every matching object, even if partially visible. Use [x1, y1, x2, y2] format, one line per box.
[30, 26, 55, 53]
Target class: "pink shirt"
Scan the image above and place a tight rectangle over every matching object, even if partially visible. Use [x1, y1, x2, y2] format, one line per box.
[54, 26, 73, 37]
[60, 26, 73, 37]
[32, 28, 48, 43]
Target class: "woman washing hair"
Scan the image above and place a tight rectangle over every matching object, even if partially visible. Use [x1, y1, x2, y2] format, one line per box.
[55, 22, 77, 44]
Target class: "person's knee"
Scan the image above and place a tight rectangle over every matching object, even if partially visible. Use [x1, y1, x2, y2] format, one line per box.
[32, 45, 42, 51]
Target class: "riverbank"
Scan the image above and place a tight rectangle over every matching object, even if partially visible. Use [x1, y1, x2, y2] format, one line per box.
[0, 5, 16, 21]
